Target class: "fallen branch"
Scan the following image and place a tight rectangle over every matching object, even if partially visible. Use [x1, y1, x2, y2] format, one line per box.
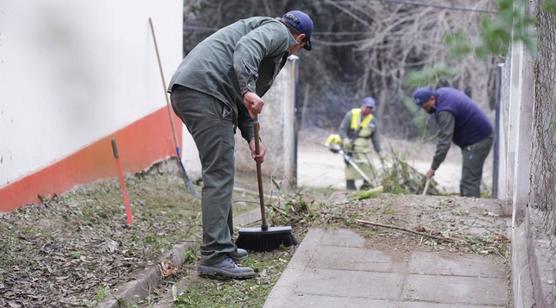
[268, 204, 288, 216]
[355, 219, 456, 243]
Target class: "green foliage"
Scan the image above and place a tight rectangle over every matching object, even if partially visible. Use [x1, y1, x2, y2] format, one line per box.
[401, 94, 429, 138]
[380, 151, 441, 195]
[474, 14, 514, 58]
[95, 286, 110, 302]
[546, 0, 556, 14]
[444, 0, 537, 59]
[183, 248, 197, 264]
[403, 64, 452, 134]
[353, 185, 384, 200]
[443, 31, 472, 60]
[405, 63, 456, 88]
[284, 193, 310, 216]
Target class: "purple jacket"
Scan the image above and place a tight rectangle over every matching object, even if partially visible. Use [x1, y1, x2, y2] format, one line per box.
[435, 87, 493, 148]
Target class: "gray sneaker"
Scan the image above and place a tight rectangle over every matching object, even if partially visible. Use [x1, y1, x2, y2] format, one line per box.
[198, 256, 256, 280]
[230, 248, 248, 261]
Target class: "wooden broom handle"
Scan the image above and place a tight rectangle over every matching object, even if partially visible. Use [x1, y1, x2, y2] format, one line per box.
[254, 120, 268, 230]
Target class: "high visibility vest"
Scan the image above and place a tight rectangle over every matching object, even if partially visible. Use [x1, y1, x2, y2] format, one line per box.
[350, 108, 374, 130]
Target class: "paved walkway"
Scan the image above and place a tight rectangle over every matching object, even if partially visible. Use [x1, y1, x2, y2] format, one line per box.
[264, 228, 509, 308]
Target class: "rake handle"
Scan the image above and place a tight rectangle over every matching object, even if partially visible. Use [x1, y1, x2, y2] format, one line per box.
[254, 120, 268, 231]
[148, 17, 197, 198]
[148, 17, 179, 148]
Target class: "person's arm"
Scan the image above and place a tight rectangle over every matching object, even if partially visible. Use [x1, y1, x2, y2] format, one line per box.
[238, 104, 266, 163]
[338, 111, 353, 151]
[233, 22, 290, 96]
[238, 104, 255, 142]
[371, 124, 382, 155]
[338, 111, 351, 140]
[431, 111, 455, 171]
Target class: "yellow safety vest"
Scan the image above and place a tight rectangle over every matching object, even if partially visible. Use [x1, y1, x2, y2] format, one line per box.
[350, 108, 374, 130]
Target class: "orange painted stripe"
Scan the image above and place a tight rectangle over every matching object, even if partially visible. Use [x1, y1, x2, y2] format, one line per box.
[0, 106, 183, 212]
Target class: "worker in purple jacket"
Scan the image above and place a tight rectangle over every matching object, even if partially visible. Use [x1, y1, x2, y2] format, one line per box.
[413, 87, 494, 197]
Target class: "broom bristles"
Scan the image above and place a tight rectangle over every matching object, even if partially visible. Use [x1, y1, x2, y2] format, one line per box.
[236, 226, 297, 252]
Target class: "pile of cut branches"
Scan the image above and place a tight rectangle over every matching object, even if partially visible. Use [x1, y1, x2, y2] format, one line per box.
[380, 151, 441, 195]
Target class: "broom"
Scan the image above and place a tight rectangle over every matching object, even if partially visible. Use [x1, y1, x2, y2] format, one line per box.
[235, 118, 297, 251]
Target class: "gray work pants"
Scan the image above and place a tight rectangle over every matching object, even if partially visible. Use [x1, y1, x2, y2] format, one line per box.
[170, 86, 236, 264]
[460, 135, 493, 197]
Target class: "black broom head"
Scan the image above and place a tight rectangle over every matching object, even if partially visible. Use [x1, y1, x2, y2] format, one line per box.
[236, 226, 297, 252]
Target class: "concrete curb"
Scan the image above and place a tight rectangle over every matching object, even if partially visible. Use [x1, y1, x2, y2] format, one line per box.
[96, 208, 261, 307]
[512, 210, 548, 308]
[97, 242, 194, 308]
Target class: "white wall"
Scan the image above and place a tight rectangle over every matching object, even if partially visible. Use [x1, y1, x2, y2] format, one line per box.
[0, 0, 182, 186]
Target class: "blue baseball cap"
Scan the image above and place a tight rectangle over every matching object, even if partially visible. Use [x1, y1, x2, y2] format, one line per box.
[282, 10, 313, 51]
[361, 97, 376, 108]
[413, 87, 435, 106]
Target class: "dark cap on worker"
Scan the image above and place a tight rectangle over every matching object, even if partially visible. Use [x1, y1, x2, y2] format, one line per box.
[413, 87, 435, 106]
[361, 97, 376, 109]
[282, 10, 314, 51]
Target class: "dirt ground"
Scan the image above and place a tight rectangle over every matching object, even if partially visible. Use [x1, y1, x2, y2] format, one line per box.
[0, 160, 258, 307]
[0, 132, 500, 307]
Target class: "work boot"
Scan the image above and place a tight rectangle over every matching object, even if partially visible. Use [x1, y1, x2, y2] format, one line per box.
[198, 256, 256, 280]
[346, 180, 356, 190]
[360, 181, 371, 190]
[229, 248, 248, 261]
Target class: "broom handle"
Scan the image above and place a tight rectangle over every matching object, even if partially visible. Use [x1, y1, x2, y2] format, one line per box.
[254, 120, 268, 231]
[422, 178, 431, 196]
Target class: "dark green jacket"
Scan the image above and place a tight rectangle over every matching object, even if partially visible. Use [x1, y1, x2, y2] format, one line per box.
[168, 17, 295, 141]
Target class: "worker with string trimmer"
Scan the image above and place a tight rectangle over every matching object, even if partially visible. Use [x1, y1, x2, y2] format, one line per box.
[167, 11, 313, 280]
[337, 97, 383, 190]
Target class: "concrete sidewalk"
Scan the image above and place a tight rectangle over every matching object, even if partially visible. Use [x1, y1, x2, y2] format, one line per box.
[264, 228, 509, 308]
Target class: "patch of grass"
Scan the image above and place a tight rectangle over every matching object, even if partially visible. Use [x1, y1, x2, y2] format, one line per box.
[95, 286, 110, 302]
[464, 234, 510, 258]
[175, 248, 294, 308]
[452, 206, 470, 216]
[381, 203, 396, 215]
[183, 248, 197, 264]
[365, 206, 379, 216]
[480, 191, 492, 198]
[173, 189, 324, 308]
[360, 228, 376, 239]
[116, 298, 139, 308]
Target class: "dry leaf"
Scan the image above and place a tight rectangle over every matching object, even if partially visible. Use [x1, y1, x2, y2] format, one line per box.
[160, 258, 177, 278]
[415, 226, 427, 232]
